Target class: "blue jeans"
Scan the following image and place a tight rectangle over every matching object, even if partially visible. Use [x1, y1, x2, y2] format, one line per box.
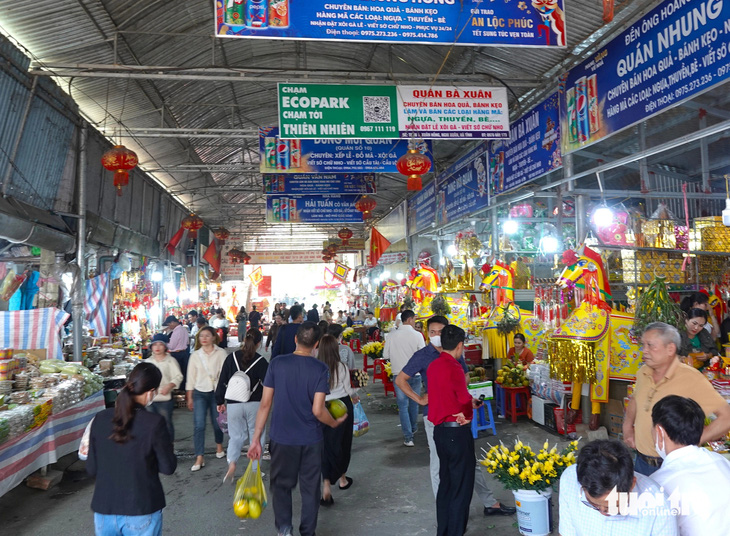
[148, 400, 174, 442]
[94, 511, 162, 536]
[393, 374, 422, 442]
[634, 452, 661, 476]
[193, 389, 223, 456]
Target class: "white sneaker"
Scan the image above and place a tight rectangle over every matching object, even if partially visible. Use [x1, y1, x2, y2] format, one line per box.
[404, 440, 415, 447]
[215, 451, 225, 459]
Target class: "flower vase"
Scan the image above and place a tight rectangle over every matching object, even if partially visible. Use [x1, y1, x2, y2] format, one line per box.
[513, 488, 553, 536]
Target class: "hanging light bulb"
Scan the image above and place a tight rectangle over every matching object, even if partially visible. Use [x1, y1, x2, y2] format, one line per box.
[540, 236, 559, 254]
[503, 219, 519, 235]
[447, 244, 458, 256]
[593, 206, 615, 228]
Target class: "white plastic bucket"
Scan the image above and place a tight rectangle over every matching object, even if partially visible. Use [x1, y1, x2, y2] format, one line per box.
[513, 488, 553, 536]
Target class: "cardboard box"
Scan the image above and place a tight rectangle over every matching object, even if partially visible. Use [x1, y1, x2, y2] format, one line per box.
[532, 395, 547, 425]
[467, 381, 493, 401]
[607, 399, 625, 438]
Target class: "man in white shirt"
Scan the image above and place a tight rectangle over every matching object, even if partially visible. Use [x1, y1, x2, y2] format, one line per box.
[383, 310, 425, 446]
[651, 395, 730, 536]
[559, 439, 678, 536]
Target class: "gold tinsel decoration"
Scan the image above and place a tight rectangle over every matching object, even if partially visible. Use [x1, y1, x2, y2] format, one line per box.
[547, 340, 597, 384]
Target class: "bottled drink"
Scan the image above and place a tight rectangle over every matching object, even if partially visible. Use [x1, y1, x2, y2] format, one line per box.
[246, 0, 268, 28]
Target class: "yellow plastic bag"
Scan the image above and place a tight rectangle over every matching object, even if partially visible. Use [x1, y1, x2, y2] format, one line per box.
[233, 459, 268, 519]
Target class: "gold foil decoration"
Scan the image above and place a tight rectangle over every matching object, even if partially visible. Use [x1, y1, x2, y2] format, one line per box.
[547, 340, 597, 384]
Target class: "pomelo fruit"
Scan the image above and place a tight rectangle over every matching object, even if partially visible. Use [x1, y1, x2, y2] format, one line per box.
[326, 399, 348, 419]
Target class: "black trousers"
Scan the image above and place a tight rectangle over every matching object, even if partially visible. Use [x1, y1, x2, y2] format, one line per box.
[321, 396, 354, 484]
[270, 440, 323, 536]
[434, 424, 475, 536]
[169, 348, 189, 391]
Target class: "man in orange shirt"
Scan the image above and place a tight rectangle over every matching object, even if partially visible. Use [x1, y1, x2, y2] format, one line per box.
[427, 325, 483, 536]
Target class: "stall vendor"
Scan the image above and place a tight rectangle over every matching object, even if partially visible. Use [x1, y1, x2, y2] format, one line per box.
[506, 333, 534, 365]
[678, 309, 718, 371]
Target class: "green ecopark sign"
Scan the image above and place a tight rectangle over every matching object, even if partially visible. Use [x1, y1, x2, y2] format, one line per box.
[277, 83, 510, 140]
[278, 84, 399, 138]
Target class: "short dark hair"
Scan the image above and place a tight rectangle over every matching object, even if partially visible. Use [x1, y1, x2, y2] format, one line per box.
[652, 395, 704, 446]
[196, 317, 206, 327]
[577, 440, 634, 496]
[401, 310, 416, 323]
[188, 310, 198, 317]
[427, 315, 449, 328]
[514, 333, 526, 343]
[441, 325, 465, 351]
[289, 305, 304, 321]
[328, 323, 344, 339]
[296, 321, 321, 349]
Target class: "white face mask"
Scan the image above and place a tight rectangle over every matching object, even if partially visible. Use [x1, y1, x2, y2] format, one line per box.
[430, 335, 441, 348]
[654, 426, 667, 459]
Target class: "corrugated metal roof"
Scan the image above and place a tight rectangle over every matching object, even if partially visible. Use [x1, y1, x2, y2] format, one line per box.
[5, 0, 723, 251]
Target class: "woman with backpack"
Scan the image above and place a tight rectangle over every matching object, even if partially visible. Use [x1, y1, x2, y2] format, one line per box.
[216, 328, 269, 483]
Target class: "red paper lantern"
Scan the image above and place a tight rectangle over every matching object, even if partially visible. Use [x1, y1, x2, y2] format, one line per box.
[322, 248, 332, 256]
[355, 195, 377, 219]
[102, 145, 138, 196]
[396, 148, 431, 191]
[241, 252, 251, 265]
[338, 228, 353, 245]
[228, 247, 244, 264]
[214, 227, 230, 244]
[181, 213, 204, 240]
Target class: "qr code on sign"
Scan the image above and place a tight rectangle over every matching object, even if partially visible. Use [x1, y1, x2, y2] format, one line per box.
[363, 96, 391, 123]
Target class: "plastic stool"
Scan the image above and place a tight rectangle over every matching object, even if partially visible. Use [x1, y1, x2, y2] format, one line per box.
[372, 358, 388, 384]
[503, 386, 530, 423]
[494, 384, 505, 416]
[471, 401, 497, 438]
[383, 378, 395, 397]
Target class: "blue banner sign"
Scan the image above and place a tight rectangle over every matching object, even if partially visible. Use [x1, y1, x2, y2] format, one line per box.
[259, 127, 432, 173]
[216, 0, 567, 48]
[408, 182, 436, 235]
[490, 93, 562, 196]
[436, 145, 489, 226]
[265, 194, 363, 223]
[559, 0, 730, 154]
[263, 173, 376, 195]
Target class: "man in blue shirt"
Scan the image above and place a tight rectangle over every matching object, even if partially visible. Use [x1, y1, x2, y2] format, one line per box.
[272, 305, 304, 358]
[396, 315, 516, 517]
[248, 322, 347, 536]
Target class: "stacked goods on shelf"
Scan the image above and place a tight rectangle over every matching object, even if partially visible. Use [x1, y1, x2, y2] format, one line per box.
[694, 216, 730, 251]
[619, 250, 685, 284]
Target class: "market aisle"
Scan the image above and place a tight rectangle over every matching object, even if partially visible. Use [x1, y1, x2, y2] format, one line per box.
[0, 375, 566, 535]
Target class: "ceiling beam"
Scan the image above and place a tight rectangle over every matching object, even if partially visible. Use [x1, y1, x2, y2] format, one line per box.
[30, 63, 542, 87]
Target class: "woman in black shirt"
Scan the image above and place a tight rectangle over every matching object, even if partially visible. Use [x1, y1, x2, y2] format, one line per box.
[87, 362, 177, 535]
[216, 329, 269, 483]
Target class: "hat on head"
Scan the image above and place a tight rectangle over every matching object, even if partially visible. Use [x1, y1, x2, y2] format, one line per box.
[150, 333, 169, 347]
[162, 315, 178, 326]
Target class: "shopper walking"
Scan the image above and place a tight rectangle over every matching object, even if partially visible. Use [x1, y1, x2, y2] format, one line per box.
[164, 315, 190, 391]
[87, 362, 177, 536]
[272, 304, 304, 358]
[328, 323, 356, 370]
[247, 322, 347, 536]
[384, 309, 425, 446]
[216, 328, 269, 483]
[317, 335, 358, 506]
[428, 325, 481, 536]
[248, 305, 262, 331]
[307, 304, 320, 323]
[187, 326, 227, 471]
[144, 333, 183, 442]
[266, 313, 285, 352]
[210, 308, 230, 348]
[236, 306, 247, 343]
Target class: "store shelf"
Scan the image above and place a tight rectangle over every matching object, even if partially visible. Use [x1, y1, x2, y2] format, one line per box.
[593, 243, 730, 258]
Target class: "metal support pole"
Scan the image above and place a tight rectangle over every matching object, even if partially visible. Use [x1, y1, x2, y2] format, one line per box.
[72, 125, 88, 362]
[638, 123, 651, 212]
[564, 153, 586, 244]
[194, 238, 200, 303]
[699, 112, 710, 192]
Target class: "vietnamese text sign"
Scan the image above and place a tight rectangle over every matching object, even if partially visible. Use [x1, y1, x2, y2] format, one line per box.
[397, 85, 509, 139]
[436, 145, 489, 226]
[490, 93, 562, 196]
[377, 252, 409, 265]
[559, 0, 730, 154]
[215, 0, 567, 48]
[408, 181, 436, 235]
[220, 250, 329, 277]
[259, 127, 432, 173]
[266, 194, 363, 223]
[263, 173, 376, 195]
[324, 238, 366, 251]
[278, 84, 509, 139]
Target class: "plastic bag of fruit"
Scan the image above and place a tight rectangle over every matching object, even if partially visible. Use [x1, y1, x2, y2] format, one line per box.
[233, 459, 268, 519]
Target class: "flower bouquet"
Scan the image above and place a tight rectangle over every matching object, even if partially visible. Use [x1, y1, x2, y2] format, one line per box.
[341, 327, 355, 342]
[361, 341, 384, 360]
[479, 439, 579, 492]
